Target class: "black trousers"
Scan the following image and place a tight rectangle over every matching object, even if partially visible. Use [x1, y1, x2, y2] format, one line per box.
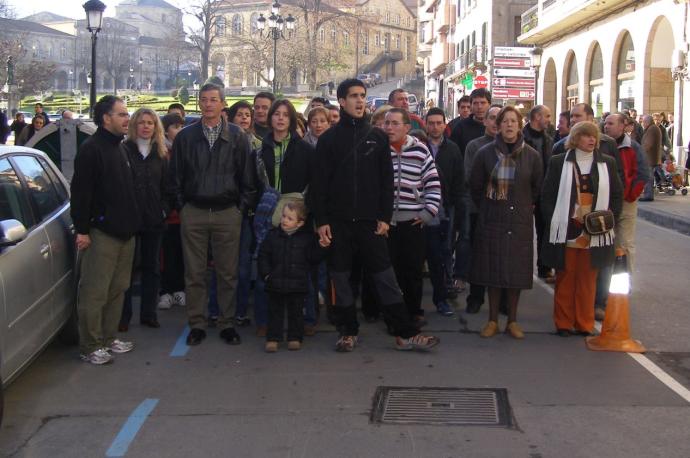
[161, 223, 185, 294]
[466, 213, 485, 307]
[388, 220, 425, 318]
[267, 292, 305, 342]
[534, 205, 547, 274]
[121, 231, 163, 325]
[328, 220, 418, 338]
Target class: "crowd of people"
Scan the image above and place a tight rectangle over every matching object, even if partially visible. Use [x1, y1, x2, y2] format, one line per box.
[70, 79, 653, 365]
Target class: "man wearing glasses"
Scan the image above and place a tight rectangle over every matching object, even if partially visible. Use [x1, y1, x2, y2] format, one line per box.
[71, 95, 141, 365]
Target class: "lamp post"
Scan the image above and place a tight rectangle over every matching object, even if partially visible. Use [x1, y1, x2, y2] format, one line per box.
[129, 66, 134, 89]
[193, 80, 200, 113]
[255, 1, 295, 93]
[83, 0, 106, 118]
[530, 46, 543, 106]
[671, 49, 690, 173]
[139, 56, 144, 91]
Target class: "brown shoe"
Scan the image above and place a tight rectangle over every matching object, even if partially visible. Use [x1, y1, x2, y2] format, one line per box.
[118, 324, 129, 333]
[505, 322, 525, 339]
[479, 321, 498, 338]
[304, 325, 316, 336]
[287, 340, 301, 351]
[265, 341, 278, 352]
[256, 325, 267, 337]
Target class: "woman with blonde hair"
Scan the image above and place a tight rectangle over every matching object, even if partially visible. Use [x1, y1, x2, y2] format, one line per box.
[119, 107, 170, 331]
[541, 121, 623, 337]
[371, 104, 392, 128]
[303, 106, 330, 146]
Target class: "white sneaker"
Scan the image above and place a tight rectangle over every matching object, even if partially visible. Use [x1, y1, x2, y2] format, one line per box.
[173, 291, 186, 306]
[158, 293, 173, 309]
[107, 339, 134, 354]
[80, 348, 113, 365]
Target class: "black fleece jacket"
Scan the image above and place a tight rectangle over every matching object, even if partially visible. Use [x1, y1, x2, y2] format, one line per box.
[123, 140, 169, 232]
[70, 127, 141, 240]
[312, 109, 393, 226]
[449, 115, 485, 156]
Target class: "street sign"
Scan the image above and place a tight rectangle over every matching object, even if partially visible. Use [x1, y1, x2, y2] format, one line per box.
[492, 77, 535, 89]
[493, 68, 535, 78]
[494, 58, 532, 68]
[474, 75, 488, 89]
[492, 88, 535, 99]
[494, 46, 533, 58]
[461, 73, 474, 89]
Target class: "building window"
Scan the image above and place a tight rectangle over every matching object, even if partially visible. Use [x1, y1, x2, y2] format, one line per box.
[375, 33, 380, 47]
[363, 33, 369, 55]
[343, 31, 350, 46]
[565, 53, 580, 110]
[406, 36, 411, 60]
[319, 27, 325, 42]
[60, 43, 66, 59]
[386, 11, 390, 23]
[216, 16, 226, 37]
[250, 13, 259, 34]
[331, 27, 337, 44]
[616, 32, 635, 110]
[231, 14, 243, 36]
[396, 14, 400, 25]
[396, 34, 400, 49]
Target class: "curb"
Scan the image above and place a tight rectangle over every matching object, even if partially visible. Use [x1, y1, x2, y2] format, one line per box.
[637, 205, 690, 236]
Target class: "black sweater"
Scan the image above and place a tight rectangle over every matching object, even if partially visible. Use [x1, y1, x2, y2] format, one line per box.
[70, 127, 141, 240]
[259, 132, 314, 194]
[449, 115, 485, 156]
[312, 110, 393, 226]
[123, 140, 169, 232]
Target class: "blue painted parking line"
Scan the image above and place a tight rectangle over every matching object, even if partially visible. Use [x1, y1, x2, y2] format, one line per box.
[170, 325, 190, 357]
[105, 398, 159, 457]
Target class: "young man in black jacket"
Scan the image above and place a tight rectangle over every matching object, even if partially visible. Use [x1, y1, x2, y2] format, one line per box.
[71, 95, 141, 365]
[424, 107, 464, 316]
[168, 83, 258, 346]
[313, 78, 440, 352]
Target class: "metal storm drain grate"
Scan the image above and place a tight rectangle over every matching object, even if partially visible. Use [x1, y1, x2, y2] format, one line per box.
[370, 387, 514, 427]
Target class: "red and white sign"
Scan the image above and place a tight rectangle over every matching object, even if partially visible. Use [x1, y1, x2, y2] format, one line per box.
[492, 77, 535, 89]
[494, 58, 532, 68]
[474, 75, 488, 89]
[492, 88, 535, 100]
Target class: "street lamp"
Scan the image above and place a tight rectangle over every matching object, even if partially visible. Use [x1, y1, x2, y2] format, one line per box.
[255, 1, 295, 93]
[530, 46, 543, 106]
[83, 0, 106, 118]
[139, 56, 143, 90]
[671, 49, 690, 171]
[193, 79, 200, 113]
[129, 66, 134, 89]
[187, 70, 191, 87]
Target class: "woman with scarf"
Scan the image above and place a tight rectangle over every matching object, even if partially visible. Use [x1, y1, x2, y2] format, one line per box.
[540, 121, 623, 337]
[470, 106, 543, 339]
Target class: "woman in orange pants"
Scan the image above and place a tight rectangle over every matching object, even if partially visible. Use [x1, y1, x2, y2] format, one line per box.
[540, 121, 623, 336]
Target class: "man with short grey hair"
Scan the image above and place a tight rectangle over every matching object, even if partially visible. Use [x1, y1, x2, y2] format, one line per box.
[169, 83, 258, 346]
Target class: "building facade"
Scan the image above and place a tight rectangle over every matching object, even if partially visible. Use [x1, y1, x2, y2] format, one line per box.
[518, 0, 687, 162]
[421, 0, 535, 117]
[210, 0, 418, 92]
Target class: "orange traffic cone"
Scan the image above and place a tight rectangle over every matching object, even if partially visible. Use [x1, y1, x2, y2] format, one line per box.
[586, 250, 645, 353]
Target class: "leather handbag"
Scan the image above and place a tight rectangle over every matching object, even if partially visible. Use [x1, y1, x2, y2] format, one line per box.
[584, 210, 615, 235]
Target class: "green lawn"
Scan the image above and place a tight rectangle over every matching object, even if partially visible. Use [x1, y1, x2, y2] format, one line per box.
[20, 94, 310, 115]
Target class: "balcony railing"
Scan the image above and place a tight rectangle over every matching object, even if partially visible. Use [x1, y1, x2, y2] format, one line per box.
[448, 45, 487, 75]
[521, 4, 539, 35]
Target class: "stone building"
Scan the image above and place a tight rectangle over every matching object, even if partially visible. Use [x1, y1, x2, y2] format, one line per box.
[420, 0, 535, 117]
[209, 0, 417, 92]
[518, 0, 687, 162]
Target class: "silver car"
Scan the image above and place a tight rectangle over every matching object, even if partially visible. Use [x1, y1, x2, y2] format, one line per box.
[0, 146, 78, 425]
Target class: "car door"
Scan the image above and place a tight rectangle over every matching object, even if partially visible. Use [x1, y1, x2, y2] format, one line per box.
[32, 156, 75, 327]
[0, 156, 52, 383]
[11, 155, 73, 335]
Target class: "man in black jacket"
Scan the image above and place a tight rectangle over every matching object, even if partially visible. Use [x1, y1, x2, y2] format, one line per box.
[523, 105, 553, 280]
[424, 107, 463, 316]
[313, 79, 440, 352]
[71, 95, 141, 365]
[169, 83, 258, 346]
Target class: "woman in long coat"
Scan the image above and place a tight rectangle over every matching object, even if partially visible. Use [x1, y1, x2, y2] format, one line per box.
[470, 105, 543, 339]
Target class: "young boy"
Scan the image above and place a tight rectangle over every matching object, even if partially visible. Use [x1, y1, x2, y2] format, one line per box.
[258, 201, 326, 352]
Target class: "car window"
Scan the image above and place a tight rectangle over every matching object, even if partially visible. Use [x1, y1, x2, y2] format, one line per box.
[0, 158, 32, 227]
[12, 155, 63, 222]
[38, 157, 69, 203]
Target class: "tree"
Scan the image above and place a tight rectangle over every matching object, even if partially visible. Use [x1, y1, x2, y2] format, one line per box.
[178, 85, 189, 105]
[96, 21, 137, 93]
[187, 0, 224, 81]
[0, 31, 55, 97]
[0, 1, 15, 19]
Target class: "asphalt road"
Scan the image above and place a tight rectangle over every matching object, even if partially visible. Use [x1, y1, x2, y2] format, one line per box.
[1, 218, 689, 457]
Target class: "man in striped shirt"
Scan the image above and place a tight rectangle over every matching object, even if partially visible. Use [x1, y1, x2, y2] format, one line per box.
[384, 108, 443, 324]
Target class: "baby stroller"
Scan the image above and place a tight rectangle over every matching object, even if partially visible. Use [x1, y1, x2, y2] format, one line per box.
[655, 159, 688, 196]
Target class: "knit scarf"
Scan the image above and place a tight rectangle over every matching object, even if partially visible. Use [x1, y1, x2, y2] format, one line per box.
[486, 136, 519, 201]
[549, 150, 614, 247]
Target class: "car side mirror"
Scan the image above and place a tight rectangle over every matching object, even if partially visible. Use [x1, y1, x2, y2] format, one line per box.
[0, 219, 27, 247]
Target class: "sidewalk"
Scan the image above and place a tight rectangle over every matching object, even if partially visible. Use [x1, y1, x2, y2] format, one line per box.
[637, 192, 690, 236]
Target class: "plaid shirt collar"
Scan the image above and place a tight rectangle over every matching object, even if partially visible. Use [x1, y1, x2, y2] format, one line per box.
[202, 119, 223, 148]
